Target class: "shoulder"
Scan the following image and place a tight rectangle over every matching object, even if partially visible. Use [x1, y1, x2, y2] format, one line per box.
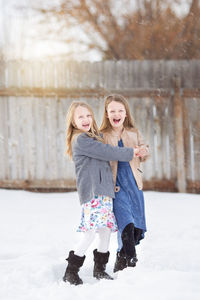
[102, 130, 110, 139]
[101, 130, 116, 145]
[72, 133, 87, 147]
[74, 132, 98, 149]
[122, 127, 142, 145]
[124, 127, 139, 138]
[72, 133, 94, 158]
[125, 128, 147, 145]
[125, 127, 138, 134]
[127, 127, 142, 137]
[76, 132, 88, 141]
[101, 128, 117, 138]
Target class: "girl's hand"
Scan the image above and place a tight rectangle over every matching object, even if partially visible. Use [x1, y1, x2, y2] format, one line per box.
[138, 145, 149, 157]
[133, 146, 140, 157]
[134, 145, 149, 158]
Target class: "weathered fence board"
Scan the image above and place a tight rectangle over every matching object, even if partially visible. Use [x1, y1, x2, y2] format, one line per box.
[1, 59, 200, 90]
[183, 97, 200, 192]
[0, 60, 200, 193]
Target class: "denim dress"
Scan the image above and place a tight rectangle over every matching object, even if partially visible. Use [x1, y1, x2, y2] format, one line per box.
[114, 140, 147, 251]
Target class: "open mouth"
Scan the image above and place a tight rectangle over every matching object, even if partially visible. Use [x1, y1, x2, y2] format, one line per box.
[113, 118, 121, 124]
[82, 123, 90, 128]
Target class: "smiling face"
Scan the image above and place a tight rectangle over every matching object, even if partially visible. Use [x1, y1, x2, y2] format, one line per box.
[107, 101, 126, 130]
[73, 105, 93, 132]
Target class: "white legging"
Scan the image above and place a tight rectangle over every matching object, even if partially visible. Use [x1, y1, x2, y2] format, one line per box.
[74, 227, 111, 257]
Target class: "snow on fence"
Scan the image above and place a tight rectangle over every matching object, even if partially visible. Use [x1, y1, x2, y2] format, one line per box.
[0, 60, 200, 193]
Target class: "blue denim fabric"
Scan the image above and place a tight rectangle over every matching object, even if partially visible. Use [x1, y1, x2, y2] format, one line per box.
[113, 140, 147, 251]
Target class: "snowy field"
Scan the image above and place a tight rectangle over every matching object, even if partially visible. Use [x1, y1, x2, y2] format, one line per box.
[0, 189, 200, 300]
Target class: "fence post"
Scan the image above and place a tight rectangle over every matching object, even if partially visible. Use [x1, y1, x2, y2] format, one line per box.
[0, 60, 6, 88]
[172, 75, 186, 193]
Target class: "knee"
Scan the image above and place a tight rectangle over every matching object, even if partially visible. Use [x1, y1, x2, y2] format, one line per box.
[122, 223, 134, 240]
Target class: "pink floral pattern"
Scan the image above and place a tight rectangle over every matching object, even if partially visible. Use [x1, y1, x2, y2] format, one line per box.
[77, 195, 118, 232]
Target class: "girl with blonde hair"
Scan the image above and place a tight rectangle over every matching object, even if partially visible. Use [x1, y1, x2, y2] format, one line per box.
[63, 101, 140, 285]
[100, 94, 150, 273]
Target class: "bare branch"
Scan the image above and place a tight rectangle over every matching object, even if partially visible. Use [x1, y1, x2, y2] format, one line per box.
[22, 0, 200, 60]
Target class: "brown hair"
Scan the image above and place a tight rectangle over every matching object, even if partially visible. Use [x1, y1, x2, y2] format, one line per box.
[100, 94, 135, 132]
[66, 101, 103, 159]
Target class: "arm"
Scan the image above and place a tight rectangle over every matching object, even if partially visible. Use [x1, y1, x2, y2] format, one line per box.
[73, 133, 134, 162]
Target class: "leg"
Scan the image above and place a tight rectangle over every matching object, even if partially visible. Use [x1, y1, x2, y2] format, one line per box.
[113, 223, 137, 272]
[74, 229, 96, 256]
[113, 230, 127, 273]
[93, 227, 113, 280]
[121, 223, 138, 267]
[97, 227, 111, 253]
[134, 227, 143, 245]
[63, 229, 96, 285]
[117, 230, 123, 252]
[121, 223, 136, 258]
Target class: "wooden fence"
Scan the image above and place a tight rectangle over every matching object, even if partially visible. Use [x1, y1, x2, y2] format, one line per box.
[0, 60, 200, 193]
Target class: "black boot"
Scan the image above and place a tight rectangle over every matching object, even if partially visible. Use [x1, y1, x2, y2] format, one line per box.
[63, 250, 85, 285]
[93, 249, 113, 280]
[113, 251, 127, 273]
[121, 223, 139, 268]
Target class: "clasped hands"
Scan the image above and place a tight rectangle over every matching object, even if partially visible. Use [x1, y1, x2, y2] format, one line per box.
[133, 145, 149, 158]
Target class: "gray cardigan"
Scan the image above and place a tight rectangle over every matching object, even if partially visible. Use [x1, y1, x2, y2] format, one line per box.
[72, 133, 134, 204]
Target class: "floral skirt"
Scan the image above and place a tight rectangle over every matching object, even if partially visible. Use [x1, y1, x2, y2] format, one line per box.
[77, 195, 118, 232]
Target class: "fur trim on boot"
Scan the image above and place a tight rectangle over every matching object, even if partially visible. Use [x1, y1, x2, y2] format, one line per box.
[93, 249, 113, 280]
[63, 250, 85, 285]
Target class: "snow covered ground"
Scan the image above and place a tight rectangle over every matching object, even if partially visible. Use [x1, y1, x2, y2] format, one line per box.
[0, 189, 200, 300]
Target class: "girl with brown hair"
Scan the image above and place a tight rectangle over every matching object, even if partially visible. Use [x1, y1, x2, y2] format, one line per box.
[100, 94, 150, 272]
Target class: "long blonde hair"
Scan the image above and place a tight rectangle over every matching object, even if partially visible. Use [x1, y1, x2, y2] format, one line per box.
[66, 101, 103, 159]
[100, 94, 135, 132]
